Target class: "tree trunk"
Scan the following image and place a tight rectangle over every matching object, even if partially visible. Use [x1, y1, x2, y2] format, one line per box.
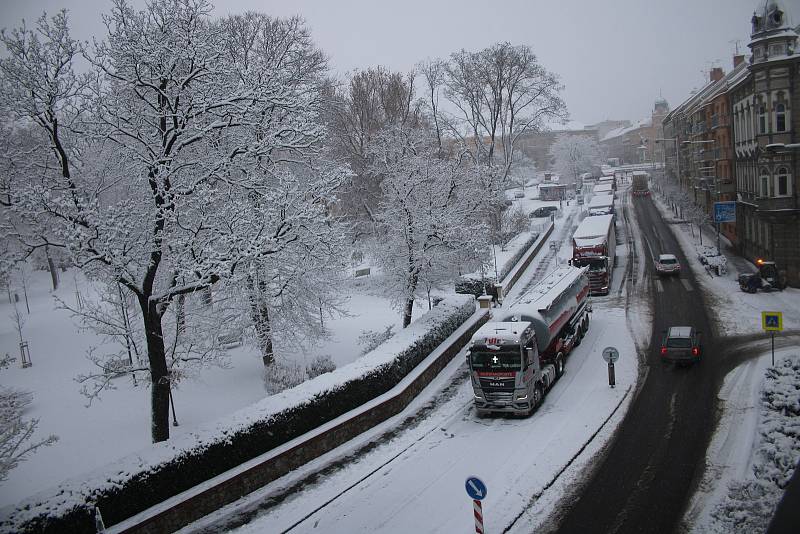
[402, 272, 418, 328]
[141, 298, 171, 443]
[246, 275, 274, 367]
[45, 247, 59, 291]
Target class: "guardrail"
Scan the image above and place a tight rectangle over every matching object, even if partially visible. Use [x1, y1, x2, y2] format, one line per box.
[499, 221, 555, 298]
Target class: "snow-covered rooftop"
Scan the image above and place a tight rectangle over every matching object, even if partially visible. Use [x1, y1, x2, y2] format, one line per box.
[587, 194, 614, 209]
[601, 118, 652, 142]
[508, 265, 586, 312]
[472, 322, 529, 345]
[594, 184, 614, 193]
[573, 214, 614, 240]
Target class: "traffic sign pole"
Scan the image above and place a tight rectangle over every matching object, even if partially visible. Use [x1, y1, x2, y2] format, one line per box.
[465, 476, 487, 532]
[473, 499, 484, 534]
[772, 331, 775, 366]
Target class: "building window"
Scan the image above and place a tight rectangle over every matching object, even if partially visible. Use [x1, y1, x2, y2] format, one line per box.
[760, 168, 771, 197]
[769, 43, 785, 57]
[758, 103, 768, 134]
[775, 103, 787, 132]
[775, 167, 791, 197]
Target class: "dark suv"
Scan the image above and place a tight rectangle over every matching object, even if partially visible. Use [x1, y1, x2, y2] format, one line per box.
[530, 206, 559, 218]
[660, 326, 702, 365]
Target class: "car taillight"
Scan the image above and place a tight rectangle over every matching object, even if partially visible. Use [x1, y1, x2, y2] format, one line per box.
[691, 347, 700, 356]
[661, 347, 667, 355]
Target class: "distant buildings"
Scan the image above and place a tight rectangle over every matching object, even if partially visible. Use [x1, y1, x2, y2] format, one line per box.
[600, 100, 670, 166]
[662, 0, 800, 287]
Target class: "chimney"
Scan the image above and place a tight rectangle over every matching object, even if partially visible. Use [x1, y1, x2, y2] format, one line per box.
[733, 54, 745, 68]
[710, 67, 724, 82]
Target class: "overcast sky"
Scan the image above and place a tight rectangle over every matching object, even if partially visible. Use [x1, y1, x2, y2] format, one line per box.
[3, 0, 799, 126]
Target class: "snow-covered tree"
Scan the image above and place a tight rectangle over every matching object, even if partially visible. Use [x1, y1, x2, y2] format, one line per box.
[325, 67, 421, 236]
[0, 386, 58, 483]
[0, 2, 349, 443]
[443, 42, 567, 178]
[548, 133, 602, 185]
[366, 127, 487, 327]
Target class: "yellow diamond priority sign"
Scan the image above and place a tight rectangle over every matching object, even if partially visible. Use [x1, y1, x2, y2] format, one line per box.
[761, 311, 783, 332]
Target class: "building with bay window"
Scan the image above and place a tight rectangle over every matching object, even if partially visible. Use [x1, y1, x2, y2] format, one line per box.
[731, 0, 800, 286]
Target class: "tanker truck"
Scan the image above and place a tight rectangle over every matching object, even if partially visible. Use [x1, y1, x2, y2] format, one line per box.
[467, 266, 591, 416]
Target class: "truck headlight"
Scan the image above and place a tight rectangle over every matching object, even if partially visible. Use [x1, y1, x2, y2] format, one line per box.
[515, 392, 528, 401]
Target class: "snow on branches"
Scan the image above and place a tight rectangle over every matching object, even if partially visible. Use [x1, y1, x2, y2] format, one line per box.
[0, 1, 349, 442]
[366, 126, 488, 327]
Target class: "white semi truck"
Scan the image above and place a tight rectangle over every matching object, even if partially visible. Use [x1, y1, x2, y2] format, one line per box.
[467, 266, 591, 416]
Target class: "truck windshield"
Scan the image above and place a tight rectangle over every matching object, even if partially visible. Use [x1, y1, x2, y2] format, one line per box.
[469, 350, 522, 371]
[575, 258, 607, 272]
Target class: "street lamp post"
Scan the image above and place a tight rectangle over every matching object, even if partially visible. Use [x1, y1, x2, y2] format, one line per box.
[654, 138, 681, 191]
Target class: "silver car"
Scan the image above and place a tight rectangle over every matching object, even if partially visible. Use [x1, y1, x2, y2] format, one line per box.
[655, 253, 681, 276]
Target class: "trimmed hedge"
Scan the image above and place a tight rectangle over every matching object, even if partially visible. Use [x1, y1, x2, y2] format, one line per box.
[1, 296, 475, 533]
[499, 232, 540, 280]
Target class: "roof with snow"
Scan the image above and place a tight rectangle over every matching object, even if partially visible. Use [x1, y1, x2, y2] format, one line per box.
[505, 265, 587, 312]
[601, 118, 652, 142]
[587, 194, 614, 209]
[594, 183, 614, 193]
[573, 214, 614, 241]
[472, 322, 529, 345]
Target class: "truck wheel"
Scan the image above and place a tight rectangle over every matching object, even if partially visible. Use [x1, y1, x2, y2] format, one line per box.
[533, 384, 544, 408]
[555, 354, 565, 377]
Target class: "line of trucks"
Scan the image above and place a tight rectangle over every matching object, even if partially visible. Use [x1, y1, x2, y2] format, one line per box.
[467, 183, 618, 415]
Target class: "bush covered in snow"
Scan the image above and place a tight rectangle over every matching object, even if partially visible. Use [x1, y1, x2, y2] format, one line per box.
[263, 361, 306, 394]
[0, 295, 476, 533]
[305, 354, 336, 379]
[499, 231, 541, 281]
[358, 325, 395, 355]
[709, 356, 800, 533]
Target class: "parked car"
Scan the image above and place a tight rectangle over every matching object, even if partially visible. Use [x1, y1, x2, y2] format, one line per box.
[530, 206, 559, 218]
[514, 191, 525, 199]
[655, 253, 681, 276]
[660, 326, 702, 365]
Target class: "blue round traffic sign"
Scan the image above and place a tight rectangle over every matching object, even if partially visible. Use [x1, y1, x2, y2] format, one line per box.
[465, 476, 487, 500]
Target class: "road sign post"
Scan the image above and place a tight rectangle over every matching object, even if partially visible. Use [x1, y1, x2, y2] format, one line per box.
[713, 202, 736, 255]
[602, 347, 619, 388]
[761, 311, 783, 365]
[465, 476, 487, 534]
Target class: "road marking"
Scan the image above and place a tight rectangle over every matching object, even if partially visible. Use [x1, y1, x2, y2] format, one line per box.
[681, 278, 693, 292]
[655, 280, 664, 293]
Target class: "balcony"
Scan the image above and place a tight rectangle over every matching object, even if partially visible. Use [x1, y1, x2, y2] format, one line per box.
[710, 115, 730, 129]
[753, 196, 799, 214]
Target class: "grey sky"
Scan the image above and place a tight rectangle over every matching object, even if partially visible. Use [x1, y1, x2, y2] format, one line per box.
[3, 0, 799, 126]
